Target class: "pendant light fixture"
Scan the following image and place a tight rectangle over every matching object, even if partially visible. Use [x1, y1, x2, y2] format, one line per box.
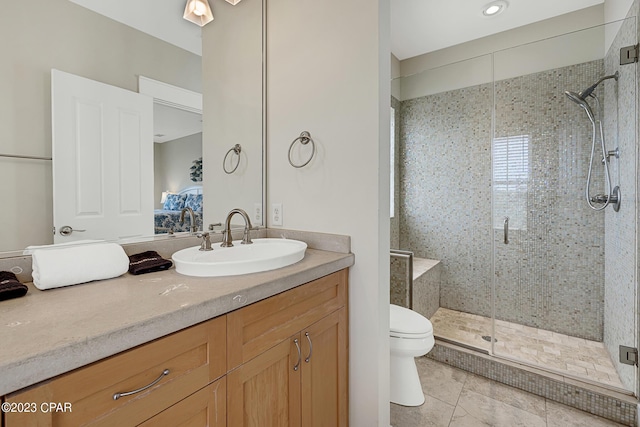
[183, 0, 214, 27]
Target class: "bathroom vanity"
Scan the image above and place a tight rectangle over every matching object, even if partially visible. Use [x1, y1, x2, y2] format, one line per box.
[0, 247, 352, 426]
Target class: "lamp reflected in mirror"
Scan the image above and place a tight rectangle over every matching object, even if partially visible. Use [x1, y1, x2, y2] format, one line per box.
[160, 191, 169, 205]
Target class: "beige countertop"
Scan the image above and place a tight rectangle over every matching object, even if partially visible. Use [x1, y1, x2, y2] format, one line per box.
[0, 248, 354, 396]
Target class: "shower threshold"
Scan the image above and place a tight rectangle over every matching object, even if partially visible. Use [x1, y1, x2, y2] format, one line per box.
[430, 307, 626, 391]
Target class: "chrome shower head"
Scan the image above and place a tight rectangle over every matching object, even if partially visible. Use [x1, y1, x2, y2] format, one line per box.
[565, 90, 595, 123]
[565, 71, 619, 123]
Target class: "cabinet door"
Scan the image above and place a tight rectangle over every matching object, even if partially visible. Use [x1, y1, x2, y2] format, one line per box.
[227, 270, 347, 370]
[227, 337, 301, 427]
[138, 378, 226, 427]
[301, 308, 348, 427]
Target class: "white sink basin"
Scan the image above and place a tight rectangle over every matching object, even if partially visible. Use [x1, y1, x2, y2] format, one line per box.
[172, 238, 307, 277]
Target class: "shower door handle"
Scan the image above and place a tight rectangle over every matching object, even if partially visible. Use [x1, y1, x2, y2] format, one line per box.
[503, 217, 509, 244]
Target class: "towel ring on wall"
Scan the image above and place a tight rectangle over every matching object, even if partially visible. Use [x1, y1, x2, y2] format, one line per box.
[288, 131, 315, 168]
[223, 144, 242, 174]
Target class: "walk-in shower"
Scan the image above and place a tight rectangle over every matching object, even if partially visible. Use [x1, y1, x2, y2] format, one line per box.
[391, 16, 638, 401]
[565, 72, 621, 211]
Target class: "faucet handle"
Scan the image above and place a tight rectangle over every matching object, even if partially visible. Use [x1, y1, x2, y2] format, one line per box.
[241, 228, 254, 245]
[196, 232, 213, 251]
[221, 229, 234, 247]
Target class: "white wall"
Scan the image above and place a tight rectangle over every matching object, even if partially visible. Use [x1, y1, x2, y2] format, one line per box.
[605, 0, 636, 20]
[399, 5, 604, 78]
[396, 6, 609, 101]
[266, 0, 391, 425]
[604, 0, 635, 48]
[391, 54, 401, 99]
[154, 134, 203, 208]
[201, 0, 264, 226]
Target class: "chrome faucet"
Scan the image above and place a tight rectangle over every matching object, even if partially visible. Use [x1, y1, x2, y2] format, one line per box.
[180, 207, 198, 233]
[221, 208, 253, 247]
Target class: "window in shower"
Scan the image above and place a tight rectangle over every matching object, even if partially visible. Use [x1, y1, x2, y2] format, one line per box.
[492, 135, 529, 230]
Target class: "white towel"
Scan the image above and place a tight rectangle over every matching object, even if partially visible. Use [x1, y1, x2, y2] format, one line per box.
[23, 239, 106, 255]
[31, 243, 129, 290]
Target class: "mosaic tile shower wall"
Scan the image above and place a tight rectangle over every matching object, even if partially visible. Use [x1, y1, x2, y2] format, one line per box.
[399, 83, 494, 318]
[399, 61, 609, 341]
[390, 254, 409, 307]
[603, 11, 637, 391]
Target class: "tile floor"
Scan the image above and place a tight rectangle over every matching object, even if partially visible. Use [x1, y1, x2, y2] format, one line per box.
[430, 308, 625, 389]
[391, 357, 627, 427]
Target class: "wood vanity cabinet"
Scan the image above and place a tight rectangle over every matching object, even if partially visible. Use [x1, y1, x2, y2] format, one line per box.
[227, 269, 348, 427]
[138, 378, 226, 427]
[4, 316, 226, 427]
[2, 268, 348, 427]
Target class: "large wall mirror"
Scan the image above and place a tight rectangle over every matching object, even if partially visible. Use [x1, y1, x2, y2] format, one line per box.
[0, 0, 264, 255]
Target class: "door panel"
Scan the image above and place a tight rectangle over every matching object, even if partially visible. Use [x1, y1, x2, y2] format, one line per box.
[227, 337, 301, 427]
[51, 69, 153, 243]
[301, 308, 348, 427]
[491, 19, 637, 393]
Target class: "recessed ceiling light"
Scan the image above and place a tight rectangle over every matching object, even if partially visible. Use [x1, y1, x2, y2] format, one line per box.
[482, 1, 508, 17]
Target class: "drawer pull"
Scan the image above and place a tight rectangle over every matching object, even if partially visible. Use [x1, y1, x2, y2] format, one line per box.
[304, 332, 313, 363]
[293, 339, 301, 371]
[113, 369, 170, 400]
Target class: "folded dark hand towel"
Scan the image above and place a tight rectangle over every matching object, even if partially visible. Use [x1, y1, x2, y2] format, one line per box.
[128, 251, 173, 275]
[0, 271, 28, 301]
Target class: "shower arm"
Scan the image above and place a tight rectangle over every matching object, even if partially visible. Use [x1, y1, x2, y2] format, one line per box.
[580, 72, 619, 99]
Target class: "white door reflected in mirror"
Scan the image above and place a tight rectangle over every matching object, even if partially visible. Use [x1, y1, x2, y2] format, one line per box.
[51, 69, 154, 243]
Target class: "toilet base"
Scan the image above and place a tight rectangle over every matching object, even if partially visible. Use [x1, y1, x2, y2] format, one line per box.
[390, 354, 425, 406]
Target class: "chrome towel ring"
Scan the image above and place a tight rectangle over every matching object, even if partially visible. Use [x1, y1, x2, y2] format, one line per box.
[223, 144, 242, 174]
[288, 131, 315, 168]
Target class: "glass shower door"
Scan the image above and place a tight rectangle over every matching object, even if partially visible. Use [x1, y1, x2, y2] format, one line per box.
[491, 19, 637, 393]
[392, 54, 496, 352]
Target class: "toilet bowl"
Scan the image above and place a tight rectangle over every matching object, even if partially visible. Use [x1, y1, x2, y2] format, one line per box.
[390, 304, 434, 407]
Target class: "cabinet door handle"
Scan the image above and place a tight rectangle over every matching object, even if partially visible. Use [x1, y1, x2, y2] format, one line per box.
[304, 332, 313, 363]
[293, 338, 301, 371]
[113, 369, 170, 400]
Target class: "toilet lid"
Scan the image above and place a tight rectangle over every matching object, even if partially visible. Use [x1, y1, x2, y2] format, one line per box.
[390, 304, 433, 336]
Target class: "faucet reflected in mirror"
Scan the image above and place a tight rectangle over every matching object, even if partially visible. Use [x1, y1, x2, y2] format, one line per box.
[180, 207, 199, 234]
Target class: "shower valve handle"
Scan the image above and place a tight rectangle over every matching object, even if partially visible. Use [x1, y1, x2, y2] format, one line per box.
[503, 217, 509, 245]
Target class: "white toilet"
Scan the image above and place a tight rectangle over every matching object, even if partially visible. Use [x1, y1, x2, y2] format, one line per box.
[389, 304, 435, 406]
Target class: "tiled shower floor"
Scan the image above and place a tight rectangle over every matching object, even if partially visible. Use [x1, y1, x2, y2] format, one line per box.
[430, 308, 625, 389]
